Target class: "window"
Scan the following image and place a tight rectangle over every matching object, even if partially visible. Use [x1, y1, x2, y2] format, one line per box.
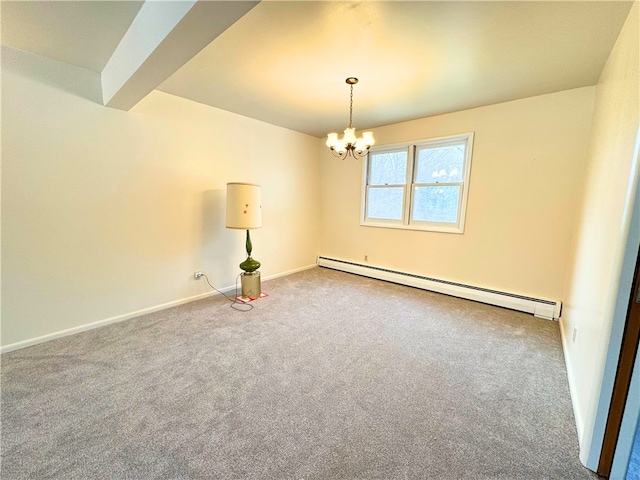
[361, 133, 474, 233]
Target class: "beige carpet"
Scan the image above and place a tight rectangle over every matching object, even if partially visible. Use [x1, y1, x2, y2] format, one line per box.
[1, 266, 596, 479]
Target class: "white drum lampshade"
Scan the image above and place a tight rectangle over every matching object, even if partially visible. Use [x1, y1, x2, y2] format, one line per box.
[226, 183, 262, 230]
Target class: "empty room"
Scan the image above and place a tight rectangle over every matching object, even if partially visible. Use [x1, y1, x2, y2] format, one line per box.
[2, 1, 639, 479]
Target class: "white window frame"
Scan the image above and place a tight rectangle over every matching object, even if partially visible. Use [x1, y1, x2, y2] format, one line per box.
[361, 132, 474, 234]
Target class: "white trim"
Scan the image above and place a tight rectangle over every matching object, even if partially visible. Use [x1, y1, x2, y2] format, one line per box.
[610, 345, 640, 480]
[360, 151, 368, 222]
[559, 316, 585, 444]
[0, 264, 317, 354]
[317, 256, 561, 320]
[454, 132, 473, 232]
[0, 291, 219, 354]
[366, 132, 475, 152]
[262, 263, 317, 281]
[403, 144, 414, 223]
[360, 221, 466, 234]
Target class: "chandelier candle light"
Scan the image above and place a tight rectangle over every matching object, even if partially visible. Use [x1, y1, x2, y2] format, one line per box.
[326, 77, 375, 159]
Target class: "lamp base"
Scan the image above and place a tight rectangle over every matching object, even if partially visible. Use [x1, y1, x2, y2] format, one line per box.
[240, 271, 261, 299]
[240, 256, 260, 272]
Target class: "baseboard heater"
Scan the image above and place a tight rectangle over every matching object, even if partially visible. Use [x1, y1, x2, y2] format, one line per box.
[317, 256, 561, 320]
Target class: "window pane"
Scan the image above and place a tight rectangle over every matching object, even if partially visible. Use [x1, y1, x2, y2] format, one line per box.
[367, 187, 404, 220]
[412, 186, 460, 223]
[415, 144, 465, 183]
[369, 151, 408, 185]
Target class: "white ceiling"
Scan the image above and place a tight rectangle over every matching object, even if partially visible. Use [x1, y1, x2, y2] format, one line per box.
[1, 1, 144, 73]
[1, 1, 634, 138]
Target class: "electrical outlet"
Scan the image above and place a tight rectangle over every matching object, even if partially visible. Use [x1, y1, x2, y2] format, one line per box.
[572, 327, 577, 343]
[194, 271, 203, 280]
[364, 255, 368, 262]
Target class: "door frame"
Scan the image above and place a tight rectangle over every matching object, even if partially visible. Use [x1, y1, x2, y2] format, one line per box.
[611, 352, 640, 479]
[585, 131, 640, 475]
[598, 247, 640, 476]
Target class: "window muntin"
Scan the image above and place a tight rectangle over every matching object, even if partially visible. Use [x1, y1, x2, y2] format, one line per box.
[362, 133, 473, 233]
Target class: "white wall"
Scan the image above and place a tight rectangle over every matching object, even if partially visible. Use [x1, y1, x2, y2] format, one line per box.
[1, 46, 321, 350]
[319, 87, 596, 302]
[558, 1, 639, 464]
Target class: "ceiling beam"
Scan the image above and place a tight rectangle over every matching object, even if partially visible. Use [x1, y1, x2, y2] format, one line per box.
[101, 0, 259, 111]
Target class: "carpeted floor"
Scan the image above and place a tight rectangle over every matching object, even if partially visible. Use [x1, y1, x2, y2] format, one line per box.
[1, 267, 596, 479]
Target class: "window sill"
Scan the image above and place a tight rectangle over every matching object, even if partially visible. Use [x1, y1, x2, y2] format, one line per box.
[360, 221, 464, 234]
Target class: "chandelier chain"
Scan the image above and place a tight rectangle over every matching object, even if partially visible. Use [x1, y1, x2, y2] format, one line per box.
[349, 83, 354, 128]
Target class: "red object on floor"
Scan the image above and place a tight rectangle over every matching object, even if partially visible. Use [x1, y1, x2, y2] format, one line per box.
[236, 292, 268, 303]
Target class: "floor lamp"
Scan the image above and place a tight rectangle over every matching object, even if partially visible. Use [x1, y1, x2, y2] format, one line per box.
[226, 182, 262, 299]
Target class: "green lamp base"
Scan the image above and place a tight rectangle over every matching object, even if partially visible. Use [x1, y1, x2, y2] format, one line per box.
[240, 256, 261, 273]
[239, 229, 260, 273]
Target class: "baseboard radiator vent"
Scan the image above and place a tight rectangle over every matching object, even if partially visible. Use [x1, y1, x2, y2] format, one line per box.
[317, 256, 561, 320]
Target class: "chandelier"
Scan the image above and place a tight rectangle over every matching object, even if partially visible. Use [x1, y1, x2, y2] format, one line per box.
[326, 77, 375, 159]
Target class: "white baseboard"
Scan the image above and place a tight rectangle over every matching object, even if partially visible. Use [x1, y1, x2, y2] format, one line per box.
[317, 256, 561, 320]
[262, 263, 316, 281]
[1, 264, 317, 354]
[0, 290, 219, 354]
[559, 316, 584, 446]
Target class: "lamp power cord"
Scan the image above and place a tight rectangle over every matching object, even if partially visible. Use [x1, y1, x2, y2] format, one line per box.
[200, 272, 253, 311]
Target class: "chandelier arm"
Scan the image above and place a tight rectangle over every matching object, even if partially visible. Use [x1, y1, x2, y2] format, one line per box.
[352, 149, 369, 160]
[330, 149, 349, 160]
